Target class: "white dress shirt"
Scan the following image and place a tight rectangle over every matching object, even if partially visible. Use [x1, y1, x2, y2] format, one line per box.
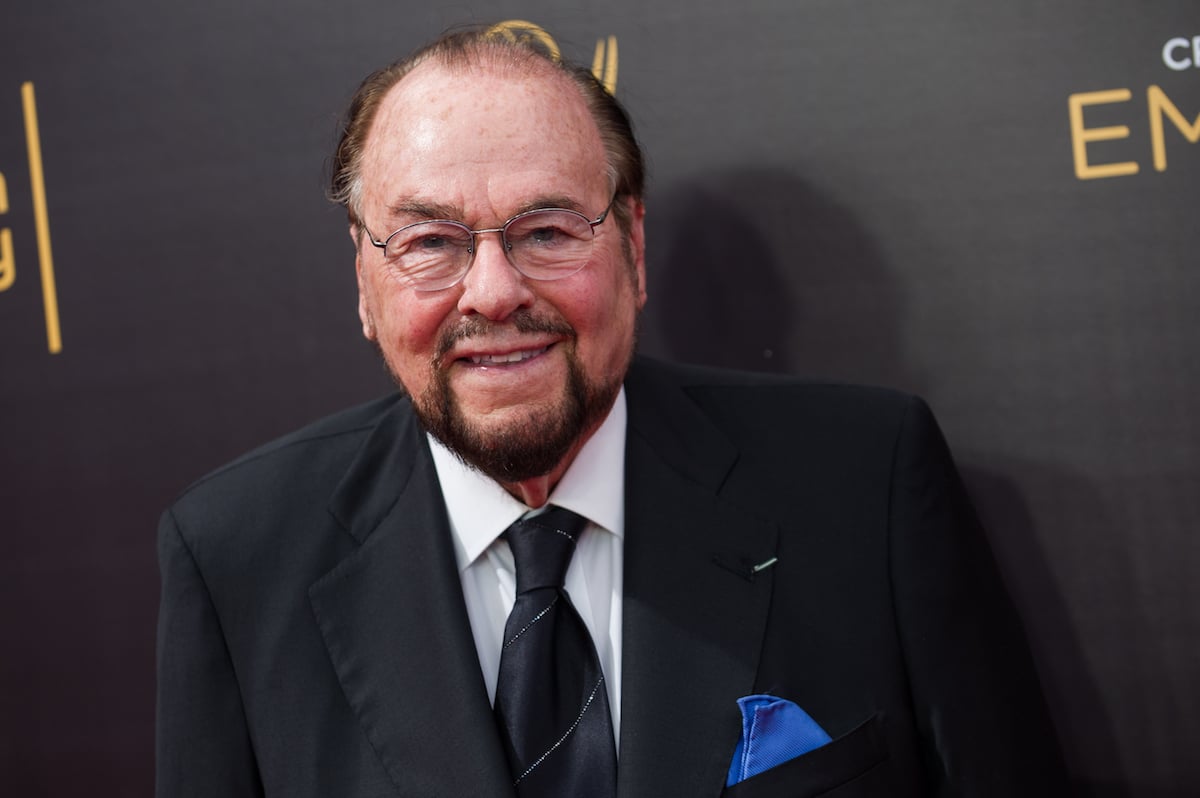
[427, 388, 626, 744]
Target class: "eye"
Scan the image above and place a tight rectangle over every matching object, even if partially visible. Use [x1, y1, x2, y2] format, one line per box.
[386, 222, 471, 258]
[508, 211, 590, 249]
[413, 233, 453, 251]
[527, 224, 567, 245]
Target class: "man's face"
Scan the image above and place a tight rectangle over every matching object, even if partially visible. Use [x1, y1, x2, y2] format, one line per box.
[353, 61, 646, 485]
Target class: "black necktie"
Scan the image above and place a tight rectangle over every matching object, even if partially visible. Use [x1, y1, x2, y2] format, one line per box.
[493, 506, 618, 798]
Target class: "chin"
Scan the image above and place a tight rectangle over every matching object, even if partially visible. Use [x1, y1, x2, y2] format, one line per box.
[413, 354, 619, 484]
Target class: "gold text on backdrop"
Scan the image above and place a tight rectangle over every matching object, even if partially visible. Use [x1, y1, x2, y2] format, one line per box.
[0, 171, 12, 292]
[1069, 86, 1199, 180]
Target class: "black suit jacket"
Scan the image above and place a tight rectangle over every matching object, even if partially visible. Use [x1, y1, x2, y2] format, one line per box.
[156, 358, 1066, 797]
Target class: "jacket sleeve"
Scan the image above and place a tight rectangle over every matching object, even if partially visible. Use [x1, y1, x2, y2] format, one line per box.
[156, 507, 263, 798]
[887, 396, 1068, 796]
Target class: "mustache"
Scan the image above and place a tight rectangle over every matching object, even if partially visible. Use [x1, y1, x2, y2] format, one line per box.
[434, 309, 576, 363]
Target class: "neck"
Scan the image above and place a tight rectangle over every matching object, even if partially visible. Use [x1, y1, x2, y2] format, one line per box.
[497, 380, 626, 508]
[500, 420, 597, 508]
[503, 476, 556, 509]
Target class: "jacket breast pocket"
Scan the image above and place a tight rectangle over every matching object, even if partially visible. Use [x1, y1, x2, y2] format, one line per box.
[720, 713, 888, 798]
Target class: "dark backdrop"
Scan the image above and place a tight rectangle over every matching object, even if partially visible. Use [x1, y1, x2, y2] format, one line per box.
[2, 2, 1197, 795]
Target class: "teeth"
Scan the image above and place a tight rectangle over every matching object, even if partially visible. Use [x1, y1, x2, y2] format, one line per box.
[469, 346, 548, 365]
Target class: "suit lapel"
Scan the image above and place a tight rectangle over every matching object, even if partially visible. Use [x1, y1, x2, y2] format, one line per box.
[308, 400, 513, 798]
[618, 363, 779, 798]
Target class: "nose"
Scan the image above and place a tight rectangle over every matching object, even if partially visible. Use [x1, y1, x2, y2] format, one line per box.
[455, 231, 535, 320]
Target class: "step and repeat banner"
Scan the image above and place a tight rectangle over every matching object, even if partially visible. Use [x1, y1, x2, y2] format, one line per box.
[2, 1, 1196, 795]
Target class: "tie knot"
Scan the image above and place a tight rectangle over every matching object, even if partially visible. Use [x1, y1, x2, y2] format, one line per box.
[506, 506, 589, 594]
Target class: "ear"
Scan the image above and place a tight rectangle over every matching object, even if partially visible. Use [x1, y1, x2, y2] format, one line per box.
[352, 230, 377, 341]
[627, 198, 648, 309]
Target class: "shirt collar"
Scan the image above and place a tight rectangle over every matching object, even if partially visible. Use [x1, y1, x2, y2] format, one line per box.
[428, 387, 628, 574]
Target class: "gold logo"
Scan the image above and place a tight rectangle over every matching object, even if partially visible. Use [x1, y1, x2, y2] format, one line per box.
[592, 35, 618, 95]
[486, 20, 562, 60]
[1, 81, 62, 353]
[486, 20, 619, 93]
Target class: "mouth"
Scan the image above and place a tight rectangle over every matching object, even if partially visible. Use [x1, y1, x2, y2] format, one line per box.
[437, 311, 575, 371]
[453, 343, 556, 367]
[463, 345, 551, 366]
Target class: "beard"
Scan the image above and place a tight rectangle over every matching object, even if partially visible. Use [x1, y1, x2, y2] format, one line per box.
[404, 309, 628, 484]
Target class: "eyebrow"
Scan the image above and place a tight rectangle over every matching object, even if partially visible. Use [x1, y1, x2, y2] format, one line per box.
[512, 195, 588, 216]
[386, 199, 462, 223]
[384, 194, 591, 227]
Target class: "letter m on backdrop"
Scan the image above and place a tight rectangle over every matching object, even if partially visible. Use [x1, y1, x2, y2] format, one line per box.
[1149, 85, 1200, 171]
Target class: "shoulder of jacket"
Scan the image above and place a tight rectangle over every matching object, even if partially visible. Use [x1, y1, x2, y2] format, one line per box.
[631, 355, 917, 411]
[169, 393, 409, 503]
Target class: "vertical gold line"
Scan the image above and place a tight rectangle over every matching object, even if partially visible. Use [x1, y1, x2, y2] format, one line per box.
[604, 36, 618, 94]
[592, 38, 605, 83]
[21, 81, 62, 354]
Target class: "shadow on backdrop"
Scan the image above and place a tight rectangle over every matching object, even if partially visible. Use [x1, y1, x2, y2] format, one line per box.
[962, 462, 1132, 798]
[638, 167, 1127, 797]
[639, 168, 920, 392]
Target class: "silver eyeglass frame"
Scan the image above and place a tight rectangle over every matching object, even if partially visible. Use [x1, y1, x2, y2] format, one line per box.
[361, 193, 619, 292]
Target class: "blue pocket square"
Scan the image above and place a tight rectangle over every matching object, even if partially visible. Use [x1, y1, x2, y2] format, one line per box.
[726, 694, 833, 787]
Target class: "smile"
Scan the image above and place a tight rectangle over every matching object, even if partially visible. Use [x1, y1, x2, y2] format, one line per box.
[465, 346, 550, 366]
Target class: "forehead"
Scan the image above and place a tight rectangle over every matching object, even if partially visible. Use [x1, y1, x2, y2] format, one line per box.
[359, 59, 608, 216]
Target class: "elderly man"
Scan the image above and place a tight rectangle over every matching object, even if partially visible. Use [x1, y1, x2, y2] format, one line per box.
[156, 27, 1067, 798]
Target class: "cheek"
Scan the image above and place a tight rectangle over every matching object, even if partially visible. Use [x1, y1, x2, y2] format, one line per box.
[396, 310, 445, 363]
[369, 282, 454, 364]
[567, 267, 640, 362]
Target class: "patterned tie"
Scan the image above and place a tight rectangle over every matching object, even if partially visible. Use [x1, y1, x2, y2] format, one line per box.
[493, 506, 618, 798]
